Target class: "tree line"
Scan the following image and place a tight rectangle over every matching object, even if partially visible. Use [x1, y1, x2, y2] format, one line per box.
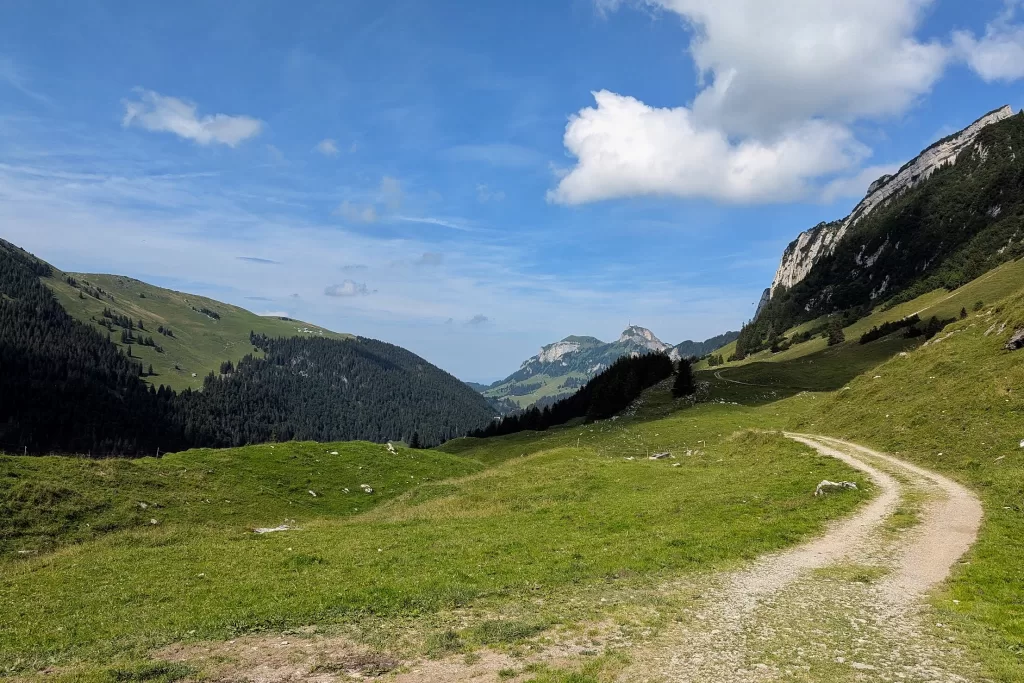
[0, 239, 494, 456]
[468, 353, 677, 438]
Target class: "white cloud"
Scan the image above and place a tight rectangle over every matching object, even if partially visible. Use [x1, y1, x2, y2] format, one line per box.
[549, 91, 868, 205]
[335, 200, 378, 223]
[122, 89, 263, 147]
[953, 2, 1024, 82]
[467, 314, 490, 326]
[559, 0, 952, 205]
[325, 280, 371, 297]
[632, 0, 948, 137]
[315, 138, 339, 156]
[257, 310, 291, 318]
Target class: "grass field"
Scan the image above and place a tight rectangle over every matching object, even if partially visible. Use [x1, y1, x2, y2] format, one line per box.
[1, 413, 868, 679]
[44, 271, 347, 391]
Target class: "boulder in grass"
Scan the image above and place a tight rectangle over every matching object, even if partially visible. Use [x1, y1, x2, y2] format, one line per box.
[1005, 328, 1024, 351]
[650, 452, 672, 460]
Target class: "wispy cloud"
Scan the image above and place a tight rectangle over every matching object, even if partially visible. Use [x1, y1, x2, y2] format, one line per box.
[237, 256, 281, 264]
[415, 252, 445, 266]
[393, 215, 474, 231]
[0, 57, 50, 105]
[476, 184, 505, 203]
[444, 143, 544, 168]
[335, 200, 378, 223]
[122, 89, 263, 147]
[325, 280, 371, 297]
[315, 138, 339, 156]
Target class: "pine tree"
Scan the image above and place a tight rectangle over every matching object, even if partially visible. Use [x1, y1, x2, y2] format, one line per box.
[960, 306, 968, 320]
[409, 431, 421, 449]
[672, 358, 696, 398]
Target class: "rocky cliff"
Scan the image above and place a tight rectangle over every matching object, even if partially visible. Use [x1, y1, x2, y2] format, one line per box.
[769, 105, 1015, 297]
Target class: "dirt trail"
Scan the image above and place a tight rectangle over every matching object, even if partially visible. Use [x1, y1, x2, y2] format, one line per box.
[162, 435, 984, 682]
[623, 433, 984, 682]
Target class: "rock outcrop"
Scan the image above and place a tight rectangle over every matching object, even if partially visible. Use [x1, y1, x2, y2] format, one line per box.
[769, 106, 1015, 297]
[1005, 328, 1024, 351]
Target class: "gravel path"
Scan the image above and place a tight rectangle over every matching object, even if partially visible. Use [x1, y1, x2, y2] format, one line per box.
[623, 433, 984, 682]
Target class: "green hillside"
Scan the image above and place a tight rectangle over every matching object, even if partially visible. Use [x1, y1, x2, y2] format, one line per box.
[4, 259, 1024, 681]
[44, 271, 347, 391]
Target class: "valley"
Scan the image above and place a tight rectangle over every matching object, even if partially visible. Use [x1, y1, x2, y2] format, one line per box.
[4, 16, 1024, 682]
[3, 257, 1024, 680]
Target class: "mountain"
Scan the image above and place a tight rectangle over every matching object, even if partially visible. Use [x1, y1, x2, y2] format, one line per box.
[482, 326, 735, 410]
[42, 270, 346, 392]
[0, 238, 494, 454]
[740, 105, 1024, 357]
[768, 105, 1015, 299]
[669, 330, 740, 361]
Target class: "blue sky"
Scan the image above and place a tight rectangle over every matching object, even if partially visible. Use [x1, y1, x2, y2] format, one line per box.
[2, 0, 1023, 382]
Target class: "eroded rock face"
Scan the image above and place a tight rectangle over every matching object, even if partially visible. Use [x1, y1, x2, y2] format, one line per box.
[1005, 328, 1024, 351]
[769, 106, 1015, 297]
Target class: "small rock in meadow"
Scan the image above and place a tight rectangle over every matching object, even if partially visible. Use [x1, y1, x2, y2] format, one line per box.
[1004, 328, 1024, 351]
[650, 452, 672, 460]
[150, 518, 158, 525]
[308, 490, 317, 497]
[329, 451, 339, 455]
[1019, 439, 1024, 448]
[814, 480, 858, 497]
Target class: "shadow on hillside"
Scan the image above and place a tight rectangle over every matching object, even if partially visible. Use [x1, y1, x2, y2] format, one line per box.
[697, 336, 921, 407]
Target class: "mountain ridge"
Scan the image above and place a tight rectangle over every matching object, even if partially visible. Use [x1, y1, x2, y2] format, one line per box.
[768, 105, 1016, 298]
[740, 104, 1024, 357]
[481, 326, 738, 410]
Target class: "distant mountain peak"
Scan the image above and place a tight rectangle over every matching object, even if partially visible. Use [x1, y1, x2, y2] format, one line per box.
[618, 325, 671, 352]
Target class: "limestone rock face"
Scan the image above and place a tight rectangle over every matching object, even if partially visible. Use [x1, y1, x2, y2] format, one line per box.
[769, 106, 1015, 297]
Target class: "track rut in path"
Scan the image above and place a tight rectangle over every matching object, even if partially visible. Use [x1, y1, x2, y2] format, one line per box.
[623, 433, 984, 682]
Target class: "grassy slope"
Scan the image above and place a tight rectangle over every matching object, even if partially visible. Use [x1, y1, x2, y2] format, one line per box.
[683, 259, 1024, 681]
[700, 257, 1024, 372]
[783, 298, 1024, 681]
[45, 272, 347, 391]
[482, 371, 588, 409]
[0, 413, 867, 676]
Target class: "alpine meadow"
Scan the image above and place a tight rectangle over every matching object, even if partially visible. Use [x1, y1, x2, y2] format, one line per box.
[3, 3, 1024, 683]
